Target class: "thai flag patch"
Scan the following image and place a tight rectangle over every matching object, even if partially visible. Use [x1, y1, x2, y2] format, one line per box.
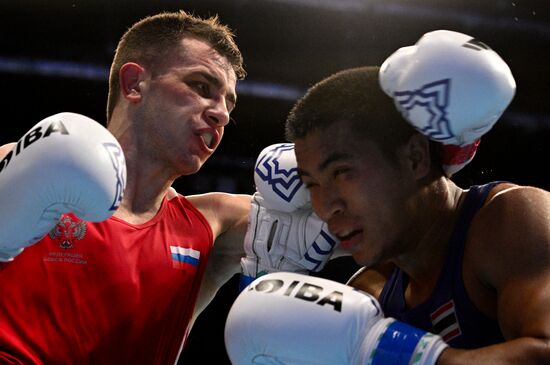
[170, 246, 200, 269]
[430, 299, 462, 342]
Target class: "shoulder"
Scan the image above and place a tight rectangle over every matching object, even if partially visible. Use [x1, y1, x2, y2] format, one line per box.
[466, 183, 550, 340]
[187, 192, 251, 216]
[473, 183, 550, 243]
[469, 183, 550, 285]
[484, 182, 550, 212]
[187, 192, 251, 238]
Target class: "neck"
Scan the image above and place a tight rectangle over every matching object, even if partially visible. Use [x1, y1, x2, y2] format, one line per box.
[392, 178, 466, 285]
[115, 164, 176, 224]
[108, 114, 178, 224]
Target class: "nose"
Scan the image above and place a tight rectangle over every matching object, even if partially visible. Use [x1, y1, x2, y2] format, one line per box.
[310, 185, 344, 222]
[205, 98, 230, 127]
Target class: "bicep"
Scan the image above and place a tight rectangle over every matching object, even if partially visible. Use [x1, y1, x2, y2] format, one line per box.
[192, 248, 240, 325]
[498, 272, 550, 340]
[189, 192, 251, 239]
[192, 228, 247, 322]
[190, 193, 251, 319]
[481, 187, 550, 340]
[200, 224, 247, 297]
[201, 193, 251, 288]
[495, 214, 550, 339]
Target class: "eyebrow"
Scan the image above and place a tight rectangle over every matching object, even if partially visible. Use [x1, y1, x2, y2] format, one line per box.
[297, 151, 352, 177]
[195, 70, 237, 108]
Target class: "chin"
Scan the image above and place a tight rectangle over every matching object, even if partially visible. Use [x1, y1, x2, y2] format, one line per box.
[351, 252, 371, 267]
[351, 249, 382, 268]
[178, 159, 204, 176]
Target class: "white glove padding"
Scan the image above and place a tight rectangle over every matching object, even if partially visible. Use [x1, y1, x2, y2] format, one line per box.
[380, 30, 516, 175]
[225, 272, 449, 365]
[0, 112, 126, 261]
[240, 143, 338, 289]
[254, 143, 310, 212]
[380, 29, 515, 146]
[241, 192, 337, 278]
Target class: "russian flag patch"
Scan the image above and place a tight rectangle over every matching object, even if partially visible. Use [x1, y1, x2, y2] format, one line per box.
[170, 246, 200, 269]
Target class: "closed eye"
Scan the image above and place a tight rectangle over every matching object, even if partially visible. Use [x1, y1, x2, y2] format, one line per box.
[333, 167, 351, 178]
[302, 179, 318, 189]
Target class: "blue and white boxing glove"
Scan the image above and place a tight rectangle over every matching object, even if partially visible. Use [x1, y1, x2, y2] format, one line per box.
[379, 30, 516, 175]
[226, 272, 448, 365]
[239, 143, 338, 290]
[0, 112, 126, 261]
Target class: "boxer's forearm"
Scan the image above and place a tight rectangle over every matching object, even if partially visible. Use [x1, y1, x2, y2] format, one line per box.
[0, 143, 16, 160]
[437, 338, 550, 365]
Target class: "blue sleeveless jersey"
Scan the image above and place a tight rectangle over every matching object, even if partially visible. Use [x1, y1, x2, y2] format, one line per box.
[379, 183, 505, 348]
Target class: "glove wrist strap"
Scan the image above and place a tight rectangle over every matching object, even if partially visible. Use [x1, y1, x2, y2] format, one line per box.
[238, 274, 256, 292]
[359, 318, 448, 365]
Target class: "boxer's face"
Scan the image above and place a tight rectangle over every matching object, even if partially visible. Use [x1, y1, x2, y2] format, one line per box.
[136, 37, 237, 175]
[295, 121, 417, 266]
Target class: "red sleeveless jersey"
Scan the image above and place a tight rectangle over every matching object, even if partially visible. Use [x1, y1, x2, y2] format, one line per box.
[0, 194, 213, 364]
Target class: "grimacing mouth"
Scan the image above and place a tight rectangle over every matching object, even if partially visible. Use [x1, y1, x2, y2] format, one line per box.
[200, 131, 214, 148]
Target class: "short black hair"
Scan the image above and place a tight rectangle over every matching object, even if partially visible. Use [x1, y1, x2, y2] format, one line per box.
[285, 66, 418, 161]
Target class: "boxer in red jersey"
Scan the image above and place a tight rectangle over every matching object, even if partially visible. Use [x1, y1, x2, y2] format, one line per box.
[0, 11, 251, 364]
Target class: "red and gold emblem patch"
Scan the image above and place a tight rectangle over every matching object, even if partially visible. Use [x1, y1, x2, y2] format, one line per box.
[48, 215, 87, 249]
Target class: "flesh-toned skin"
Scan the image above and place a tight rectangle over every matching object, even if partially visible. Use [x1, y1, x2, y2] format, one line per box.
[295, 121, 550, 364]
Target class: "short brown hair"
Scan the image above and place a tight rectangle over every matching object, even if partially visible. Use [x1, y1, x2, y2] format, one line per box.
[106, 10, 246, 122]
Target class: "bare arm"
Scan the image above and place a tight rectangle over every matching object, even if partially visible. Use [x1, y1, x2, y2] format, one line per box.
[0, 143, 16, 160]
[438, 186, 550, 364]
[187, 192, 251, 322]
[347, 261, 396, 298]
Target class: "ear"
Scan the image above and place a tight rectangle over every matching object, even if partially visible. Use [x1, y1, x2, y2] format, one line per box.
[400, 133, 431, 179]
[119, 62, 146, 103]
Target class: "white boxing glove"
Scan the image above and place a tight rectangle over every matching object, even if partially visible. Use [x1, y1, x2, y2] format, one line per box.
[0, 112, 126, 261]
[225, 272, 449, 365]
[254, 143, 310, 212]
[379, 30, 516, 174]
[240, 143, 338, 289]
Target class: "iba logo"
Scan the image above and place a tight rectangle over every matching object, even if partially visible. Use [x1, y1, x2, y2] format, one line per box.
[49, 215, 87, 249]
[249, 277, 344, 312]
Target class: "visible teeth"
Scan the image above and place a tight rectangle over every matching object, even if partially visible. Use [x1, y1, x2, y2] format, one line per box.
[201, 132, 213, 148]
[338, 229, 359, 240]
[338, 230, 352, 238]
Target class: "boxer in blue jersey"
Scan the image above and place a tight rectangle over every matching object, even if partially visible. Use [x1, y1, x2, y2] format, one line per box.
[374, 182, 506, 349]
[225, 31, 550, 365]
